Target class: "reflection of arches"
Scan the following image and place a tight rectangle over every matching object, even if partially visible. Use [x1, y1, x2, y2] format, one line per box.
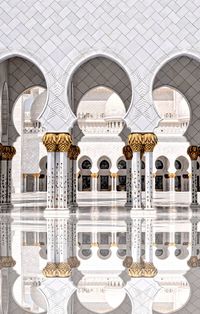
[39, 156, 47, 192]
[117, 157, 127, 191]
[78, 156, 92, 191]
[68, 56, 132, 115]
[155, 156, 170, 191]
[174, 156, 189, 192]
[97, 156, 111, 191]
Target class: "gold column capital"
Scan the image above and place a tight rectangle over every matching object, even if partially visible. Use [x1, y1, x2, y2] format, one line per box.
[42, 133, 72, 152]
[187, 145, 199, 160]
[111, 173, 117, 178]
[91, 173, 98, 178]
[123, 145, 133, 160]
[128, 133, 143, 152]
[168, 173, 176, 178]
[142, 133, 158, 152]
[68, 145, 80, 160]
[1, 145, 16, 160]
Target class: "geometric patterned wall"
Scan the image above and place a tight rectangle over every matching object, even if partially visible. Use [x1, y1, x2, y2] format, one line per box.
[71, 57, 132, 113]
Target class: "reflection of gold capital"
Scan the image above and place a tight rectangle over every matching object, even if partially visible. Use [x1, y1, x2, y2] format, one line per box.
[128, 261, 144, 278]
[123, 256, 133, 268]
[0, 256, 16, 268]
[1, 146, 16, 160]
[42, 262, 71, 278]
[68, 256, 80, 268]
[123, 145, 133, 160]
[128, 133, 143, 152]
[187, 256, 199, 268]
[68, 145, 80, 160]
[143, 262, 158, 278]
[187, 146, 199, 160]
[142, 133, 158, 152]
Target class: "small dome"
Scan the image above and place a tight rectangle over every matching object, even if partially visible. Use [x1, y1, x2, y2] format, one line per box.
[104, 93, 125, 120]
[30, 90, 47, 123]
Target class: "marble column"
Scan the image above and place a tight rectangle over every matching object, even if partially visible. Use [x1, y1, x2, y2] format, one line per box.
[0, 214, 16, 268]
[128, 133, 143, 209]
[42, 133, 72, 210]
[187, 216, 200, 267]
[143, 133, 158, 209]
[169, 173, 175, 192]
[68, 145, 80, 210]
[0, 144, 16, 210]
[111, 173, 117, 191]
[187, 146, 199, 207]
[123, 145, 133, 208]
[91, 173, 98, 192]
[23, 174, 27, 192]
[33, 173, 40, 192]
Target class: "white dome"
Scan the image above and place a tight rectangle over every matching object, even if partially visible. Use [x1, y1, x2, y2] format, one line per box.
[104, 93, 125, 120]
[30, 90, 47, 122]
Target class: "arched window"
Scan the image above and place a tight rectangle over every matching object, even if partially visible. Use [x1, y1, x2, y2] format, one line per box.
[175, 160, 182, 170]
[117, 160, 126, 169]
[155, 160, 164, 170]
[82, 160, 92, 169]
[100, 160, 109, 169]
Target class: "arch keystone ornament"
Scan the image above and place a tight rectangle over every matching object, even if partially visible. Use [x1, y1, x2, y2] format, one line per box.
[187, 145, 199, 207]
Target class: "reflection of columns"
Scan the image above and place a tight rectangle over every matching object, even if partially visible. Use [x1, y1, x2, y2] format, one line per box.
[0, 214, 16, 268]
[187, 216, 200, 267]
[128, 134, 143, 209]
[123, 217, 133, 268]
[169, 173, 175, 191]
[127, 215, 144, 278]
[23, 174, 27, 192]
[67, 215, 80, 269]
[144, 216, 157, 277]
[43, 213, 72, 278]
[0, 145, 16, 209]
[123, 145, 133, 208]
[42, 133, 72, 209]
[187, 146, 199, 206]
[91, 173, 98, 192]
[111, 173, 117, 191]
[143, 133, 157, 209]
[68, 145, 80, 210]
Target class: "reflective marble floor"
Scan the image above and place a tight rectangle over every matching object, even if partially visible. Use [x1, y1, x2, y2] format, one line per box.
[1, 191, 200, 314]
